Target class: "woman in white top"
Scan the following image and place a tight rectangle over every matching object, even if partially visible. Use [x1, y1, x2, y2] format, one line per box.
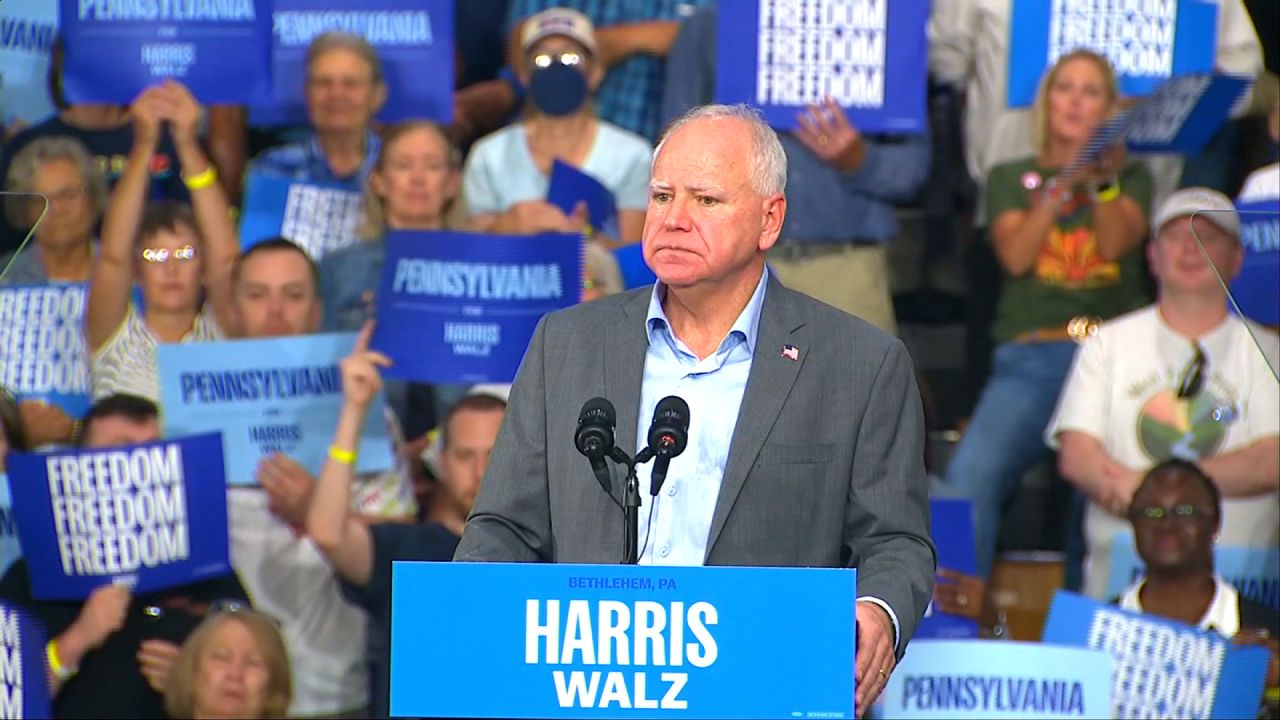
[462, 8, 651, 247]
[86, 81, 239, 404]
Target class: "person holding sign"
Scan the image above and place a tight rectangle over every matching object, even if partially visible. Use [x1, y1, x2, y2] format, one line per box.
[86, 81, 240, 406]
[463, 8, 652, 247]
[1118, 460, 1279, 711]
[0, 393, 251, 719]
[222, 239, 418, 718]
[317, 120, 461, 494]
[1, 136, 106, 445]
[456, 104, 935, 717]
[942, 50, 1154, 580]
[307, 323, 477, 719]
[252, 32, 386, 193]
[1047, 187, 1279, 599]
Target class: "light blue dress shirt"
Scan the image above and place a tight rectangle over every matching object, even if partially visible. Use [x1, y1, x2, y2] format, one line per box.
[634, 269, 767, 566]
[632, 267, 902, 649]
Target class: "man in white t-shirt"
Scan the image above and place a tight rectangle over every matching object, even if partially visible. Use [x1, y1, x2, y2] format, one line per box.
[226, 237, 416, 717]
[1046, 188, 1280, 599]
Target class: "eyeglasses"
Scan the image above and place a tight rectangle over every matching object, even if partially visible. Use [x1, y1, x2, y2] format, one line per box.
[30, 185, 87, 207]
[141, 598, 282, 627]
[1129, 503, 1215, 523]
[1176, 342, 1206, 399]
[141, 245, 197, 263]
[532, 51, 583, 68]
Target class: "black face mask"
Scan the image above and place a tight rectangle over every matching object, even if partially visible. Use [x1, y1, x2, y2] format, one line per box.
[528, 62, 588, 117]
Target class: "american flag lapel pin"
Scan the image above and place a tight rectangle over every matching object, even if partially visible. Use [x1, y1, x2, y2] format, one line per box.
[780, 344, 799, 361]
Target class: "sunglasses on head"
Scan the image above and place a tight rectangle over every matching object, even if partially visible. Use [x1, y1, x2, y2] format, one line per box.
[1176, 342, 1206, 399]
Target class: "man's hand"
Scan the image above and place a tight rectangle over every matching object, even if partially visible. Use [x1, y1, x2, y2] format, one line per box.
[18, 400, 75, 446]
[794, 98, 867, 172]
[340, 321, 392, 411]
[502, 200, 587, 235]
[257, 454, 317, 526]
[933, 568, 987, 621]
[68, 584, 131, 652]
[1097, 461, 1141, 516]
[137, 638, 182, 693]
[855, 600, 896, 717]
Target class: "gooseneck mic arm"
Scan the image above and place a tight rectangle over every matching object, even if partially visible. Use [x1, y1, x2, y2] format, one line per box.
[575, 395, 691, 565]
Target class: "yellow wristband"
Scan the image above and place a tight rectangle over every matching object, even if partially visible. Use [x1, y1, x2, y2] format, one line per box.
[47, 639, 75, 681]
[183, 166, 218, 191]
[328, 445, 357, 466]
[1094, 180, 1121, 203]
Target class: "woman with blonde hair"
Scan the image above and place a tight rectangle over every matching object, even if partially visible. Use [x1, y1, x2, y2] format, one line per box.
[163, 607, 291, 719]
[943, 49, 1154, 580]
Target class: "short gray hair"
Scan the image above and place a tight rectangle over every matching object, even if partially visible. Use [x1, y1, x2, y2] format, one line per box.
[654, 104, 787, 196]
[306, 31, 384, 85]
[4, 136, 107, 228]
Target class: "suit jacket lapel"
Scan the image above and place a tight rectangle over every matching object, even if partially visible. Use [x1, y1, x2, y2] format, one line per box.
[606, 289, 651, 470]
[705, 277, 807, 560]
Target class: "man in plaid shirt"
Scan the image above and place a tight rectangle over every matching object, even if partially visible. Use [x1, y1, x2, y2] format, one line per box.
[506, 0, 711, 140]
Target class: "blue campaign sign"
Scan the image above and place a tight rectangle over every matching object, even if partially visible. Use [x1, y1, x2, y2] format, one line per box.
[1042, 590, 1270, 719]
[615, 244, 658, 290]
[59, 0, 272, 104]
[1007, 0, 1218, 108]
[251, 0, 454, 126]
[157, 333, 394, 485]
[371, 230, 583, 385]
[715, 0, 928, 133]
[0, 283, 92, 419]
[548, 160, 620, 241]
[1122, 73, 1252, 155]
[1232, 200, 1279, 326]
[6, 433, 232, 601]
[391, 562, 856, 719]
[917, 498, 979, 639]
[239, 170, 365, 261]
[0, 601, 52, 720]
[0, 476, 21, 576]
[0, 0, 60, 125]
[880, 640, 1113, 718]
[1106, 535, 1280, 610]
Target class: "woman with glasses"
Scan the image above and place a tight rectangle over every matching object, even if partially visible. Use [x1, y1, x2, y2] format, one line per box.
[941, 50, 1153, 580]
[1121, 460, 1278, 713]
[85, 80, 239, 405]
[162, 606, 292, 719]
[1, 136, 106, 285]
[462, 7, 651, 247]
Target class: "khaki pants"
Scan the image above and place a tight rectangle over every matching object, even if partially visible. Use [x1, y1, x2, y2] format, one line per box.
[767, 243, 898, 335]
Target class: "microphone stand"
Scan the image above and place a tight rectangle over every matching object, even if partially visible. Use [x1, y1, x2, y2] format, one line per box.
[611, 447, 653, 565]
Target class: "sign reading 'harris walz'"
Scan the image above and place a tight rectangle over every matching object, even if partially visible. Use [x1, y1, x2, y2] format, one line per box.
[371, 230, 583, 385]
[390, 563, 857, 719]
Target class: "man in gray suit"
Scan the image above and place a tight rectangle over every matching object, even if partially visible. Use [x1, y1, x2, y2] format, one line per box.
[455, 104, 935, 714]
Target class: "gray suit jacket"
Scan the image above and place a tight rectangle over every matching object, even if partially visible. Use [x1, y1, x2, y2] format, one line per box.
[455, 275, 937, 650]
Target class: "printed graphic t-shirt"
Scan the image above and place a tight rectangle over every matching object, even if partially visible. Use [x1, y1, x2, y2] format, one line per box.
[985, 157, 1153, 342]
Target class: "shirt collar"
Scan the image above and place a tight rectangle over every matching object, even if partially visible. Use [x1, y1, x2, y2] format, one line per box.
[645, 266, 769, 355]
[1120, 575, 1240, 636]
[306, 130, 380, 181]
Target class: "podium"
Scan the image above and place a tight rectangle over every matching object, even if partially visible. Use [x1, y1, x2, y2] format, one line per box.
[389, 562, 856, 719]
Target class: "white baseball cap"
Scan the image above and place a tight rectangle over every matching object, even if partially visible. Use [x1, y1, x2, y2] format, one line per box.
[520, 8, 597, 55]
[1151, 187, 1240, 239]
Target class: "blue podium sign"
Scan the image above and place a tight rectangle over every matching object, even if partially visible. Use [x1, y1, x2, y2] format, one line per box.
[880, 640, 1113, 718]
[390, 562, 857, 719]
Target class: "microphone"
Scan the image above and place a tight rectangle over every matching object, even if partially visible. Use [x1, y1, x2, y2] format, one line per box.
[575, 397, 617, 496]
[647, 396, 690, 496]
